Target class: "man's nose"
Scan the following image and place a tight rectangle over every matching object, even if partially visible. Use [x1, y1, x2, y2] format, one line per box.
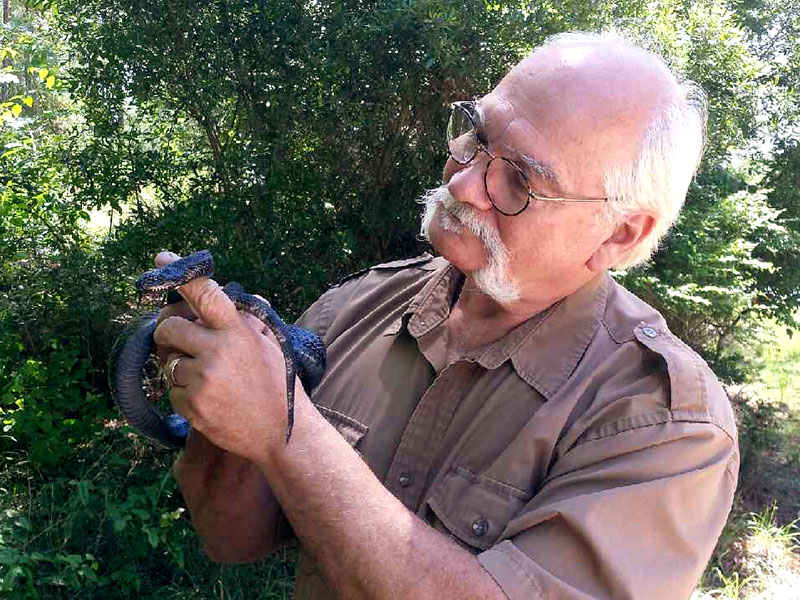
[444, 156, 494, 213]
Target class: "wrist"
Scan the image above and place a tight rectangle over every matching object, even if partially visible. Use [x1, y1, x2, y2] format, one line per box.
[253, 390, 328, 477]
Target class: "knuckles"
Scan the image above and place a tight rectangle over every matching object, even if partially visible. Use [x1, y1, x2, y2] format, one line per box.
[153, 315, 186, 347]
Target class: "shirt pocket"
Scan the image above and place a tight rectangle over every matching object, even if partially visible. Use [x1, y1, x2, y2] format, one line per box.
[315, 404, 369, 450]
[426, 465, 531, 551]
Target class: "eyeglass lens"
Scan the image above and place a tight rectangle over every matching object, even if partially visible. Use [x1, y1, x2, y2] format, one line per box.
[447, 105, 478, 163]
[485, 158, 529, 215]
[447, 104, 530, 215]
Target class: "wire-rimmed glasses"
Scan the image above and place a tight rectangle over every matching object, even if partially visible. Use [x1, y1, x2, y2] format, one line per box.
[446, 101, 608, 216]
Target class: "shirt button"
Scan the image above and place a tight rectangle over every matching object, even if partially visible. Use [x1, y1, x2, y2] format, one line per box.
[471, 518, 489, 537]
[642, 326, 658, 338]
[398, 472, 414, 488]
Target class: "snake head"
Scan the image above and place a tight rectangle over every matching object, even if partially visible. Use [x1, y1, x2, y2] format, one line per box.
[136, 250, 216, 293]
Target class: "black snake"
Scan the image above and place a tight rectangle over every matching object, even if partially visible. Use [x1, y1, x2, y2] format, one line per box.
[109, 250, 327, 448]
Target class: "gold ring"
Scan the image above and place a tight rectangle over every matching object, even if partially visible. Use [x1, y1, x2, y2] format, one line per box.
[163, 354, 188, 390]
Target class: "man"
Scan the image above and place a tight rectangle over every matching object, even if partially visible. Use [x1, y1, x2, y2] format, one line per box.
[154, 32, 738, 599]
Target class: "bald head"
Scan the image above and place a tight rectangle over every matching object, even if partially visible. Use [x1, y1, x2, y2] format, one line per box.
[494, 38, 680, 196]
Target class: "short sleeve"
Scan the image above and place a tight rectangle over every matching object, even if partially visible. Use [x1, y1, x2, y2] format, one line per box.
[294, 276, 366, 341]
[295, 286, 339, 339]
[477, 418, 738, 600]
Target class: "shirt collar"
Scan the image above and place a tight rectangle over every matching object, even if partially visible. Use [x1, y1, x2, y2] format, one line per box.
[404, 260, 610, 400]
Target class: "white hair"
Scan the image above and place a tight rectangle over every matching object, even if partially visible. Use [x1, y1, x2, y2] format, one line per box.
[538, 31, 709, 268]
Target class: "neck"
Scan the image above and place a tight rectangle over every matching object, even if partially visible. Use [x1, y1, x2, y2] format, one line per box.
[449, 271, 602, 349]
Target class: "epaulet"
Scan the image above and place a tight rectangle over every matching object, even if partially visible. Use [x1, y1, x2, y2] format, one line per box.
[331, 253, 437, 288]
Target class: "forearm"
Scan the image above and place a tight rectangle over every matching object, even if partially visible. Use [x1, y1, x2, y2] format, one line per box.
[174, 431, 287, 563]
[253, 396, 506, 600]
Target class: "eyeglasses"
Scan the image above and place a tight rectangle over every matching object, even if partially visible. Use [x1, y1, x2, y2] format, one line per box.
[447, 101, 608, 216]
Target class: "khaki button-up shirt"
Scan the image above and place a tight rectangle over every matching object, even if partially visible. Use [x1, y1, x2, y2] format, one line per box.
[293, 254, 738, 600]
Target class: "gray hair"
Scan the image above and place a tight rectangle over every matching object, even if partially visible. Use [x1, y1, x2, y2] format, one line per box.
[537, 32, 708, 268]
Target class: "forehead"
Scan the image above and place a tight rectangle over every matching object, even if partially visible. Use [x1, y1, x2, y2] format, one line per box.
[473, 93, 566, 189]
[475, 43, 674, 193]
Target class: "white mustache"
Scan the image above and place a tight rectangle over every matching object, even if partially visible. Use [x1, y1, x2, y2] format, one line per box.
[418, 185, 520, 303]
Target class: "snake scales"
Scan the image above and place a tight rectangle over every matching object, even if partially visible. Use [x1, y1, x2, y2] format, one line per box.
[109, 250, 327, 448]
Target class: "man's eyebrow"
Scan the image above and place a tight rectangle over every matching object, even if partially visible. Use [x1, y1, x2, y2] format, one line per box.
[515, 150, 563, 188]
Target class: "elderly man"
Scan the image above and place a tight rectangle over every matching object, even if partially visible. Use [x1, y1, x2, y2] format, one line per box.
[155, 32, 738, 599]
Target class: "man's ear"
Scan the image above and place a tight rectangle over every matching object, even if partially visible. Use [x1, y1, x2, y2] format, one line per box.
[586, 212, 655, 272]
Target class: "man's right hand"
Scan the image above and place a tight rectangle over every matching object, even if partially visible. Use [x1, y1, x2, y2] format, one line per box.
[173, 430, 286, 563]
[153, 251, 271, 365]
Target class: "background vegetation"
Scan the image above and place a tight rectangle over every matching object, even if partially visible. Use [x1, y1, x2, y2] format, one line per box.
[0, 0, 797, 597]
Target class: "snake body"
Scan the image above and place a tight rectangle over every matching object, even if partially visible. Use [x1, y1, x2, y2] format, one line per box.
[109, 250, 326, 448]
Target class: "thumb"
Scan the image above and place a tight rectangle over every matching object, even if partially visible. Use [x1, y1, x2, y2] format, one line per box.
[150, 250, 240, 331]
[178, 276, 240, 331]
[155, 250, 181, 268]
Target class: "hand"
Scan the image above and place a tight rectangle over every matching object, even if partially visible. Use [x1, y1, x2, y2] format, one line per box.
[152, 251, 302, 462]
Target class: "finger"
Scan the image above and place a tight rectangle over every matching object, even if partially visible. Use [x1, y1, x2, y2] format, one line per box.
[155, 251, 181, 268]
[168, 385, 194, 423]
[155, 315, 216, 357]
[157, 344, 170, 366]
[177, 277, 240, 331]
[241, 312, 268, 335]
[252, 293, 271, 307]
[260, 322, 280, 349]
[157, 301, 196, 325]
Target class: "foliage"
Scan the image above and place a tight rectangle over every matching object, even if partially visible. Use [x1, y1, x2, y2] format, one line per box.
[699, 501, 800, 598]
[50, 0, 643, 316]
[44, 0, 800, 368]
[699, 333, 800, 598]
[0, 428, 296, 599]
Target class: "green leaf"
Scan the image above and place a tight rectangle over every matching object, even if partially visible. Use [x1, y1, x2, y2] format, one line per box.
[1, 146, 28, 159]
[146, 528, 159, 547]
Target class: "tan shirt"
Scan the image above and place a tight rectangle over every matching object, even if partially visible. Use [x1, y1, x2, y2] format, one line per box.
[293, 254, 738, 600]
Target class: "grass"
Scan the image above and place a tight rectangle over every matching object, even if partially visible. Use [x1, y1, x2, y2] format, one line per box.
[695, 318, 800, 599]
[694, 505, 800, 599]
[0, 428, 297, 599]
